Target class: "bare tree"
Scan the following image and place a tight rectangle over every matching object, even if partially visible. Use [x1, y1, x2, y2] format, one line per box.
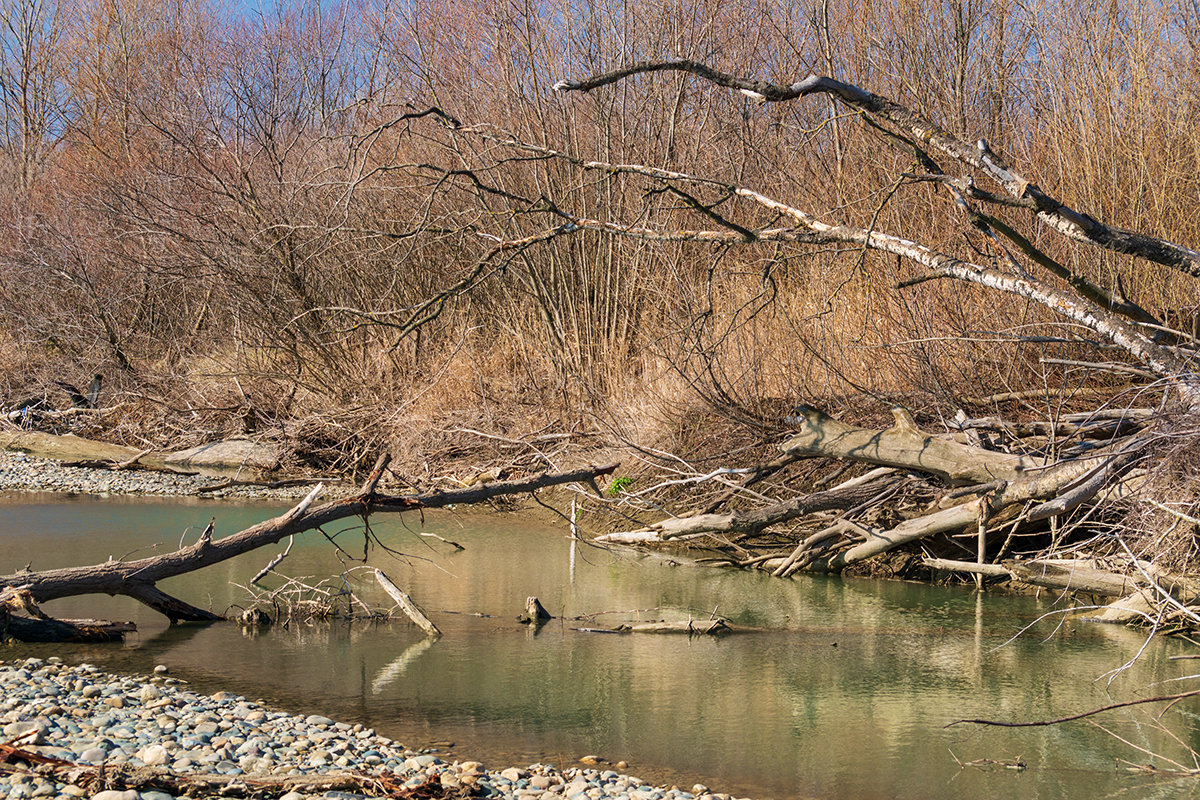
[0, 0, 63, 193]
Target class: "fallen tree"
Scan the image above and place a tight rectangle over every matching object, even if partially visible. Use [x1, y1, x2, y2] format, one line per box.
[499, 60, 1200, 630]
[597, 407, 1150, 571]
[0, 456, 617, 642]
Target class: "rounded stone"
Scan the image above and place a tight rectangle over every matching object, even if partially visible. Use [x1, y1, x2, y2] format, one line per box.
[79, 747, 107, 763]
[136, 744, 171, 766]
[2, 720, 47, 744]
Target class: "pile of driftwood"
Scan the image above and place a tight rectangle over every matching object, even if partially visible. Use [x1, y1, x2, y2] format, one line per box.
[595, 402, 1200, 631]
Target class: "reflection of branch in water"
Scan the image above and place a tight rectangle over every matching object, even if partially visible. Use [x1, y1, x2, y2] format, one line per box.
[1090, 720, 1200, 774]
[138, 618, 212, 651]
[371, 637, 440, 694]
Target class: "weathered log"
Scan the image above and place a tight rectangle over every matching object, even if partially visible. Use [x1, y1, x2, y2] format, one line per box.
[597, 529, 703, 545]
[922, 558, 1012, 578]
[621, 619, 731, 635]
[780, 406, 1041, 484]
[1002, 559, 1143, 596]
[1089, 591, 1157, 624]
[923, 557, 1146, 596]
[921, 556, 1200, 624]
[374, 569, 441, 637]
[1, 431, 282, 476]
[810, 497, 999, 572]
[573, 619, 733, 635]
[0, 756, 451, 799]
[949, 410, 1151, 440]
[597, 467, 901, 543]
[808, 444, 1143, 572]
[0, 430, 159, 465]
[0, 459, 618, 636]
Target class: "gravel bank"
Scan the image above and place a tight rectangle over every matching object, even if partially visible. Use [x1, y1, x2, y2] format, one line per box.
[0, 458, 747, 800]
[0, 451, 346, 501]
[0, 659, 740, 800]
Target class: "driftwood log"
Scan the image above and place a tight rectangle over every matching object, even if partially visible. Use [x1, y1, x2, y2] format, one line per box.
[0, 457, 617, 642]
[375, 569, 441, 637]
[593, 404, 1167, 618]
[781, 406, 1042, 483]
[574, 619, 734, 636]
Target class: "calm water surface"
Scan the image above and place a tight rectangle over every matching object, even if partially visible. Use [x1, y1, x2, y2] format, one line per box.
[4, 493, 1200, 799]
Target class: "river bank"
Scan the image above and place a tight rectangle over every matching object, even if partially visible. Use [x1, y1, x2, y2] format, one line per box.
[0, 450, 346, 501]
[0, 658, 739, 800]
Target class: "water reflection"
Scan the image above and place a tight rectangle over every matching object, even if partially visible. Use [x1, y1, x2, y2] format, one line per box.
[3, 493, 1199, 800]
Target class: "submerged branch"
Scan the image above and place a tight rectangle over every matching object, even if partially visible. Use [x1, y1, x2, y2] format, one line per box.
[947, 690, 1200, 728]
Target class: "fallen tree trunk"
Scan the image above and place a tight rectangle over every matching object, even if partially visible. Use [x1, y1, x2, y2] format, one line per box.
[0, 457, 617, 641]
[923, 557, 1156, 597]
[575, 619, 734, 635]
[0, 752, 456, 800]
[810, 448, 1139, 572]
[780, 406, 1042, 484]
[0, 431, 285, 477]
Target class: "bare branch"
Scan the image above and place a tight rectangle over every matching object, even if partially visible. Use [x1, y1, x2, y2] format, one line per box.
[556, 61, 1200, 277]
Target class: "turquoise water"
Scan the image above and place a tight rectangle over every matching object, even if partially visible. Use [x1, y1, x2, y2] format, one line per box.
[4, 493, 1200, 799]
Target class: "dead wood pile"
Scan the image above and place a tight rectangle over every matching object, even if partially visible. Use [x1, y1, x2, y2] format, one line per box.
[592, 402, 1200, 633]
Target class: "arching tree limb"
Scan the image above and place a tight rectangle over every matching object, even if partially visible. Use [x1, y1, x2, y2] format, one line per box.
[468, 129, 1197, 403]
[555, 61, 1200, 277]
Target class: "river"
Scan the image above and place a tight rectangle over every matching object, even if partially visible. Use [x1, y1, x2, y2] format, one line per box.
[4, 492, 1199, 799]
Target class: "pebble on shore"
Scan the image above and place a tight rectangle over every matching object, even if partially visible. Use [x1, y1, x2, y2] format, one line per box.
[0, 659, 745, 800]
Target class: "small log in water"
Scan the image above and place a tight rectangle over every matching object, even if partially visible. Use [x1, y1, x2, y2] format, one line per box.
[374, 569, 441, 638]
[623, 619, 731, 635]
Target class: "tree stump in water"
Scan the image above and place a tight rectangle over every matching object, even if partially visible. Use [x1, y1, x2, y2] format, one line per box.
[519, 596, 553, 625]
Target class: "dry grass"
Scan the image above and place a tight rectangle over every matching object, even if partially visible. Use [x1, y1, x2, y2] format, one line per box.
[0, 0, 1195, 509]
